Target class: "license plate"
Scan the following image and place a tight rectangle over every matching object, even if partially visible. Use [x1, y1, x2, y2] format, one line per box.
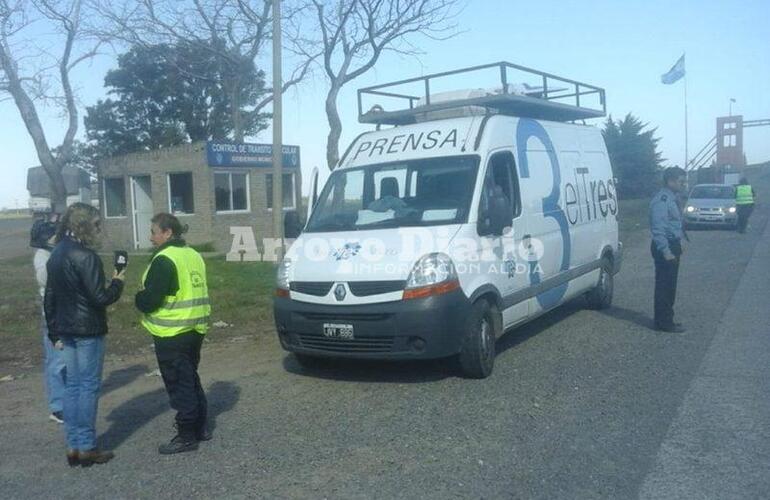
[323, 323, 354, 339]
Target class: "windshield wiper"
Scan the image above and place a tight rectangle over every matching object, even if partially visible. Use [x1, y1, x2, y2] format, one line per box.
[355, 218, 402, 229]
[307, 220, 350, 232]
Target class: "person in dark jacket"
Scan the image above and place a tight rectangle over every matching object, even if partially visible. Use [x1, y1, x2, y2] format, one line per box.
[135, 213, 211, 454]
[44, 203, 125, 466]
[31, 213, 66, 424]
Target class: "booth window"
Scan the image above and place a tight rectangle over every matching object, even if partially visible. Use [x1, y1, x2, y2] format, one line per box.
[266, 173, 295, 210]
[103, 177, 127, 218]
[168, 173, 195, 214]
[215, 172, 249, 213]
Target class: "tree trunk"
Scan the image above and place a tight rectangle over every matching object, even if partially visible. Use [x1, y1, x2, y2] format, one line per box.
[324, 85, 342, 170]
[225, 76, 244, 142]
[45, 161, 68, 213]
[2, 63, 68, 211]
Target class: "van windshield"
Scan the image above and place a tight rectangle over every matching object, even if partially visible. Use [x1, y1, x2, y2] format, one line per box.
[305, 156, 480, 232]
[689, 186, 734, 199]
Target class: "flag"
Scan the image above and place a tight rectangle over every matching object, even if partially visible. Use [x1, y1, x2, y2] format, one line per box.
[661, 55, 685, 84]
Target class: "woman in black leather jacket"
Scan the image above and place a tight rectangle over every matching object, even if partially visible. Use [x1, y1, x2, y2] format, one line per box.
[44, 203, 125, 467]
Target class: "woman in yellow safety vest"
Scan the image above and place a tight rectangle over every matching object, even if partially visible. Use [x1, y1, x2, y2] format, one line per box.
[135, 213, 211, 454]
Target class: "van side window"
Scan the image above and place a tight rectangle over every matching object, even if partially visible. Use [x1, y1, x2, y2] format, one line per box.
[479, 152, 520, 222]
[507, 154, 522, 218]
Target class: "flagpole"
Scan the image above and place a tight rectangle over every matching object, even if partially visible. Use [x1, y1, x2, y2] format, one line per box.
[684, 63, 689, 170]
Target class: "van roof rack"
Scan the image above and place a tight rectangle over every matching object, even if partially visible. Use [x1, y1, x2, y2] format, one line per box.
[357, 61, 606, 125]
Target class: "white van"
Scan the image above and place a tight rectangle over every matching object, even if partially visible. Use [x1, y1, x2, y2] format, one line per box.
[274, 63, 622, 378]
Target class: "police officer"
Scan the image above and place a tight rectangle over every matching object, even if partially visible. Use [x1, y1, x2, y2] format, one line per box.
[650, 167, 687, 333]
[735, 177, 755, 233]
[135, 213, 211, 454]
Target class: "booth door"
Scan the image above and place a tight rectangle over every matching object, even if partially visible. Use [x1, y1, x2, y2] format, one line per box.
[131, 176, 154, 249]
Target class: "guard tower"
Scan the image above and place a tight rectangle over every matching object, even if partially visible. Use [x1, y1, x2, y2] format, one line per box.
[688, 115, 769, 183]
[712, 115, 745, 184]
[357, 62, 606, 126]
[716, 115, 746, 168]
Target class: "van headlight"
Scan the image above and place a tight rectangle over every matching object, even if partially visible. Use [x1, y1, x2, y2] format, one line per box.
[276, 258, 292, 294]
[686, 206, 696, 213]
[403, 253, 460, 300]
[728, 206, 737, 213]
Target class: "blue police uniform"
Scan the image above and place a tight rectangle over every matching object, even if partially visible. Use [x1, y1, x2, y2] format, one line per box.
[650, 187, 684, 257]
[649, 187, 684, 329]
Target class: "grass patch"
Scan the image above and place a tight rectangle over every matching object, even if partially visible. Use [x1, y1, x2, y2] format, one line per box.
[189, 241, 217, 253]
[0, 213, 31, 220]
[618, 197, 649, 236]
[0, 256, 39, 338]
[0, 254, 277, 358]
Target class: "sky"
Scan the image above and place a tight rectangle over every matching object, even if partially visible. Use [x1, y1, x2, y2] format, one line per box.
[2, 0, 769, 209]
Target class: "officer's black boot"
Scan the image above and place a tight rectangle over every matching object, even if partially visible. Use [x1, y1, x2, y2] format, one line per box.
[196, 418, 212, 442]
[655, 323, 686, 333]
[159, 423, 199, 455]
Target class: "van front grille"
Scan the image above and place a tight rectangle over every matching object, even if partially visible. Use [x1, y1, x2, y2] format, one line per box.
[298, 335, 395, 353]
[298, 311, 391, 322]
[348, 280, 405, 296]
[290, 282, 333, 296]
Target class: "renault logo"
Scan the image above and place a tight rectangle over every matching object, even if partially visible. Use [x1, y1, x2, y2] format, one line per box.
[334, 284, 346, 302]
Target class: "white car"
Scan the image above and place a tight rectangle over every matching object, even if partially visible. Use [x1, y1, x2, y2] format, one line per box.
[684, 184, 738, 229]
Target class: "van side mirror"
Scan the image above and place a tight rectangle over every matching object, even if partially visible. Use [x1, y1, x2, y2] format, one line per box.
[479, 193, 511, 237]
[283, 210, 303, 239]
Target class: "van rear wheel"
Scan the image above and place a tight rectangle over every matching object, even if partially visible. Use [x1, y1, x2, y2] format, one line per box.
[457, 300, 498, 379]
[586, 259, 613, 310]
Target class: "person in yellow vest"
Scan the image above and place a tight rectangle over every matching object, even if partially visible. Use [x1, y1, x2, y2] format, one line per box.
[135, 213, 211, 454]
[735, 177, 756, 234]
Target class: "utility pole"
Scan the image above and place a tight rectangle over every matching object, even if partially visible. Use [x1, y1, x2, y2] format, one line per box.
[271, 0, 284, 260]
[684, 71, 689, 170]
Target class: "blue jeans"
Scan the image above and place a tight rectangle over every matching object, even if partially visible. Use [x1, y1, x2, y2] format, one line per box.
[41, 309, 66, 413]
[60, 336, 106, 451]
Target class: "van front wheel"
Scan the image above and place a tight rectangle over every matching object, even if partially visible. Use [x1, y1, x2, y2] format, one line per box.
[586, 259, 613, 310]
[458, 300, 498, 379]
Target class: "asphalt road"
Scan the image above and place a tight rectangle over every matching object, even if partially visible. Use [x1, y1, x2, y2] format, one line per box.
[1, 174, 769, 499]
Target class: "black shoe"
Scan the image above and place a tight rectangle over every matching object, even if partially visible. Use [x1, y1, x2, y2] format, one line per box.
[49, 411, 64, 424]
[66, 449, 79, 467]
[655, 323, 686, 333]
[196, 426, 212, 442]
[159, 434, 199, 455]
[79, 448, 115, 466]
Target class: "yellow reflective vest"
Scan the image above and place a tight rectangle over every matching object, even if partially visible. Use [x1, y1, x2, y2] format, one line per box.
[141, 246, 211, 337]
[736, 184, 754, 205]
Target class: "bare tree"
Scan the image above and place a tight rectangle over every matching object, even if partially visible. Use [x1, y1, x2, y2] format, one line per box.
[303, 0, 461, 170]
[96, 0, 317, 142]
[0, 0, 102, 211]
